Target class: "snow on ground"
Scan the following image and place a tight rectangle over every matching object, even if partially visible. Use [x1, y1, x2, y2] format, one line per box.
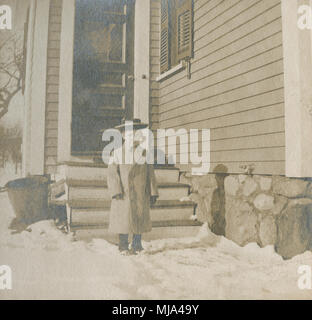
[0, 192, 312, 300]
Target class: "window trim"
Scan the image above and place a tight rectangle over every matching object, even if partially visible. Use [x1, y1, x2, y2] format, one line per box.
[159, 0, 193, 78]
[156, 60, 186, 82]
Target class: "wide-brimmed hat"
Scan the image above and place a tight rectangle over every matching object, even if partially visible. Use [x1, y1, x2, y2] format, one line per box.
[114, 118, 148, 131]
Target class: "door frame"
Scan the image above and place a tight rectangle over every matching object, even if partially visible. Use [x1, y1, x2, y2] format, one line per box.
[22, 0, 50, 176]
[57, 0, 150, 163]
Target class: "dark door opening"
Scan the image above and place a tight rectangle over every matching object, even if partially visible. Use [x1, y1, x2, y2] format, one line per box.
[71, 0, 135, 156]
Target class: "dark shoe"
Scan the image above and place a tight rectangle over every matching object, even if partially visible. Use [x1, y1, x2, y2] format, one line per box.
[9, 218, 31, 233]
[119, 234, 129, 251]
[129, 248, 138, 255]
[132, 234, 144, 252]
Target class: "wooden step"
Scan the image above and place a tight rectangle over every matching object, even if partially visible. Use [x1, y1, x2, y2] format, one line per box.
[68, 199, 111, 209]
[158, 183, 189, 201]
[71, 220, 201, 230]
[152, 200, 195, 208]
[152, 220, 202, 227]
[58, 163, 108, 182]
[152, 205, 195, 221]
[67, 185, 189, 202]
[143, 225, 203, 241]
[68, 199, 194, 210]
[71, 208, 110, 227]
[64, 180, 189, 202]
[66, 179, 108, 187]
[53, 163, 197, 237]
[68, 186, 111, 202]
[58, 163, 180, 184]
[71, 204, 196, 227]
[154, 166, 180, 184]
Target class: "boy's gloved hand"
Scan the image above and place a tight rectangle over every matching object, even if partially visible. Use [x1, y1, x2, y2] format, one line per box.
[150, 195, 158, 206]
[113, 193, 123, 200]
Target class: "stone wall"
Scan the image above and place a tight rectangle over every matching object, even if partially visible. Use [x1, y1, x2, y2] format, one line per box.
[181, 171, 312, 260]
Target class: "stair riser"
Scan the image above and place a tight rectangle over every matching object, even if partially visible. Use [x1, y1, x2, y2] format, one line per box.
[155, 169, 179, 184]
[143, 226, 202, 241]
[152, 207, 194, 221]
[158, 187, 189, 201]
[72, 210, 110, 225]
[60, 165, 179, 184]
[69, 186, 188, 201]
[71, 206, 195, 226]
[69, 187, 111, 201]
[60, 165, 108, 182]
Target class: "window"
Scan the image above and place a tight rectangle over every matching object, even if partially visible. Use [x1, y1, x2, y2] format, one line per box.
[160, 0, 193, 74]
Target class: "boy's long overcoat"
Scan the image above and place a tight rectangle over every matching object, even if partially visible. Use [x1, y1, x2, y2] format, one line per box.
[107, 162, 158, 234]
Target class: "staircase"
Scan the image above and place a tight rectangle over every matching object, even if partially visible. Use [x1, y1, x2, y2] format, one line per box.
[50, 162, 202, 239]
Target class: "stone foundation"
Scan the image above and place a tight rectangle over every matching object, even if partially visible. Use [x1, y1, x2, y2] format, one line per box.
[181, 171, 312, 259]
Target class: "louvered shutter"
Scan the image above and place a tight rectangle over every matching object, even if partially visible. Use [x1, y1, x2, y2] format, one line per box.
[160, 0, 170, 73]
[175, 0, 193, 62]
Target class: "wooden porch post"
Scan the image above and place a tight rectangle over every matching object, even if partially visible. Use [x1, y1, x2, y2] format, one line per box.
[282, 0, 312, 177]
[57, 0, 75, 163]
[22, 0, 50, 176]
[134, 0, 151, 123]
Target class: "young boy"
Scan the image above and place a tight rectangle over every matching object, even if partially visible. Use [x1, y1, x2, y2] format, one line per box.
[107, 119, 158, 255]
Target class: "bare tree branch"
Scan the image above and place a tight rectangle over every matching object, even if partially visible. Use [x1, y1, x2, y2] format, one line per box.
[0, 33, 23, 120]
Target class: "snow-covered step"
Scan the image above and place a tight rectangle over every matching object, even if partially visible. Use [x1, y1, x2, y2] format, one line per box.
[157, 183, 189, 201]
[67, 180, 111, 201]
[58, 163, 180, 184]
[68, 187, 110, 201]
[71, 206, 196, 227]
[70, 200, 110, 228]
[71, 208, 110, 227]
[70, 200, 196, 228]
[68, 184, 188, 202]
[154, 166, 180, 184]
[54, 162, 198, 239]
[152, 206, 195, 222]
[143, 225, 203, 241]
[68, 199, 111, 209]
[58, 162, 108, 182]
[71, 218, 201, 230]
[66, 178, 188, 202]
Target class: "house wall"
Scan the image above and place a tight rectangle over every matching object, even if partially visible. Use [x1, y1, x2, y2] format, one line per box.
[154, 0, 285, 175]
[150, 0, 161, 137]
[43, 0, 286, 175]
[44, 0, 63, 174]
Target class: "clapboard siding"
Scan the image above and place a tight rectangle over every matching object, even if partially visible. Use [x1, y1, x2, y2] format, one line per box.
[44, 0, 62, 174]
[150, 0, 161, 133]
[162, 132, 285, 152]
[156, 0, 285, 175]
